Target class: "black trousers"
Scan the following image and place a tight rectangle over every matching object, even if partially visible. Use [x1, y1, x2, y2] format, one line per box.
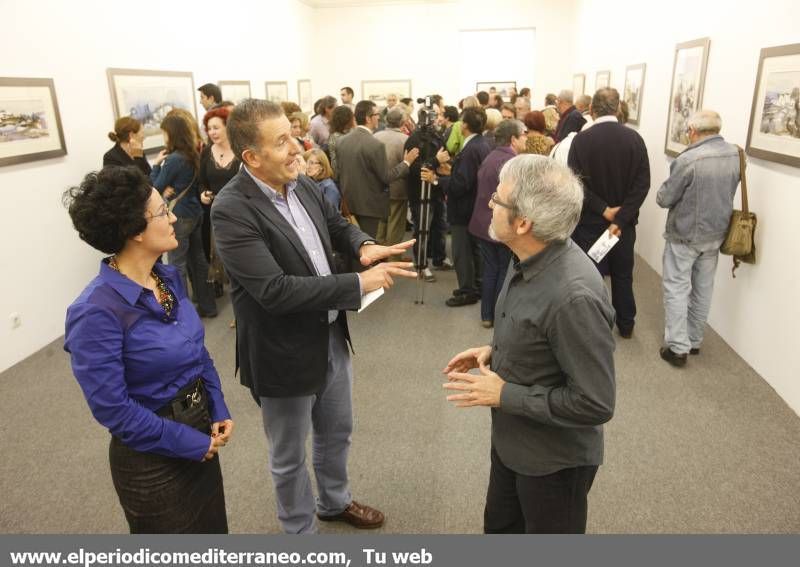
[484, 446, 598, 534]
[572, 223, 637, 333]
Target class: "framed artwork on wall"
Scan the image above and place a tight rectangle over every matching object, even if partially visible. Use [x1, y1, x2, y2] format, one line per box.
[265, 81, 288, 104]
[107, 68, 196, 153]
[0, 77, 67, 167]
[664, 37, 711, 157]
[475, 81, 516, 98]
[624, 63, 646, 126]
[746, 43, 800, 168]
[573, 74, 585, 97]
[361, 80, 412, 110]
[297, 79, 312, 113]
[595, 70, 611, 90]
[218, 81, 251, 104]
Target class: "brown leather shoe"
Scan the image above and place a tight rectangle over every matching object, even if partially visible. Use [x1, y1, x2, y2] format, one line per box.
[317, 501, 385, 529]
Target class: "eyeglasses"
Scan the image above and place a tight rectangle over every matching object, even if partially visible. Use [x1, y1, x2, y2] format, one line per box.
[147, 201, 170, 221]
[490, 192, 515, 210]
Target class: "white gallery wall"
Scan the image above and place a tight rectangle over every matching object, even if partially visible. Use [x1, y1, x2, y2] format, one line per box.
[310, 0, 576, 108]
[0, 0, 314, 372]
[573, 0, 800, 413]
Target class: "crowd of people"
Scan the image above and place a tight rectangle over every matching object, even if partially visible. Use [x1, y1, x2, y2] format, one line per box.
[63, 78, 741, 535]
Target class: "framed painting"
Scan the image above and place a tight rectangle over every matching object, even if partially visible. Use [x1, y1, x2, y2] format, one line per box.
[746, 43, 800, 168]
[664, 38, 711, 157]
[0, 77, 67, 167]
[573, 73, 585, 97]
[475, 81, 516, 98]
[624, 63, 646, 126]
[218, 80, 251, 104]
[297, 79, 312, 113]
[107, 68, 196, 153]
[595, 70, 611, 90]
[265, 81, 288, 104]
[361, 80, 412, 110]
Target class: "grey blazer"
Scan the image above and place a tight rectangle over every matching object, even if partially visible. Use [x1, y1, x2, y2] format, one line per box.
[374, 127, 410, 200]
[210, 169, 373, 398]
[336, 127, 409, 218]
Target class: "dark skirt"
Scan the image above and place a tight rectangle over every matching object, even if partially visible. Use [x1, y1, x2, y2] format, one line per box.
[108, 386, 228, 534]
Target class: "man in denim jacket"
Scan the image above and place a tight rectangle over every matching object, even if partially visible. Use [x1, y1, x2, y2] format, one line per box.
[656, 110, 739, 367]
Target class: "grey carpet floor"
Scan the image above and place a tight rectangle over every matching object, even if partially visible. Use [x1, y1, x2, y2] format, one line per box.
[1, 255, 798, 534]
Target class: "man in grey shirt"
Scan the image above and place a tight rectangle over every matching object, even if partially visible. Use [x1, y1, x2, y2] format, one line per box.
[444, 155, 616, 534]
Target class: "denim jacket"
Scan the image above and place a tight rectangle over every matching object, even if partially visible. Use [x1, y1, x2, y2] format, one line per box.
[656, 135, 740, 245]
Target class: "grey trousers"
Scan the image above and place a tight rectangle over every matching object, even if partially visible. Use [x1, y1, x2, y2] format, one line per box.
[260, 323, 353, 534]
[451, 224, 479, 294]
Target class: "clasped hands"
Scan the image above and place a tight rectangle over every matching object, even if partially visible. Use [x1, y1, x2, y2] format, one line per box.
[603, 206, 622, 237]
[442, 345, 504, 408]
[204, 419, 234, 461]
[357, 239, 418, 292]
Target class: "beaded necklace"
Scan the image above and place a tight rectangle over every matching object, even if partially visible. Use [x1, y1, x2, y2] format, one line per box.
[108, 257, 176, 317]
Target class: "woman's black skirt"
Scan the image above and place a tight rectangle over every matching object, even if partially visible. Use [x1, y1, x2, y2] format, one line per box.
[108, 380, 228, 534]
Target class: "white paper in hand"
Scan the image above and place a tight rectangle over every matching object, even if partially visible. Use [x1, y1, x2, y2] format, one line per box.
[358, 287, 385, 313]
[587, 230, 619, 263]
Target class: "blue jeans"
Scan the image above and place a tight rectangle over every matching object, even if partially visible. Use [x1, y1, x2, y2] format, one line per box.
[478, 239, 511, 322]
[259, 323, 353, 534]
[662, 239, 723, 354]
[169, 214, 216, 316]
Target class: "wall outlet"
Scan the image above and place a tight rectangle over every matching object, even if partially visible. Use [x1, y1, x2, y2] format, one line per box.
[9, 313, 21, 329]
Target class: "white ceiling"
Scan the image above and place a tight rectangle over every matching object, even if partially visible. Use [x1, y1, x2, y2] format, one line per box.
[297, 0, 454, 8]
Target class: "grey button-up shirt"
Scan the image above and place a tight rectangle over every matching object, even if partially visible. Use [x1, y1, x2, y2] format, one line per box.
[245, 168, 339, 324]
[492, 239, 616, 476]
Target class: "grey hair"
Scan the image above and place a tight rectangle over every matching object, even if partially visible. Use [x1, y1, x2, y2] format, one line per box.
[386, 107, 405, 128]
[494, 119, 525, 146]
[576, 94, 592, 110]
[499, 155, 584, 243]
[687, 109, 722, 134]
[557, 89, 574, 104]
[591, 88, 620, 117]
[227, 98, 284, 159]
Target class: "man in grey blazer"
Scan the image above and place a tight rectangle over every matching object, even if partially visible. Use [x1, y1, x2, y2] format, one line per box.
[374, 107, 411, 257]
[337, 100, 419, 239]
[211, 99, 416, 534]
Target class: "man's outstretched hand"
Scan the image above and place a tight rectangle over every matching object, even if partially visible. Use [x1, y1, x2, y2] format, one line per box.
[359, 239, 416, 266]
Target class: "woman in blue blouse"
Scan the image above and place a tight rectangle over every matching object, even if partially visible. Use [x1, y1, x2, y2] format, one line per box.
[150, 114, 217, 317]
[64, 166, 233, 533]
[303, 148, 342, 211]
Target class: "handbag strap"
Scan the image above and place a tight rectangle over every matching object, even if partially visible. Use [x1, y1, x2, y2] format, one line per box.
[736, 146, 749, 214]
[169, 171, 197, 209]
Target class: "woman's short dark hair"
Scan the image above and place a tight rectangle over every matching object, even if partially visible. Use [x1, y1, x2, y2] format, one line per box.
[524, 110, 546, 133]
[63, 166, 152, 254]
[331, 105, 354, 134]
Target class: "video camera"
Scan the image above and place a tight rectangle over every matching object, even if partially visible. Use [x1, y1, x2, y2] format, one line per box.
[416, 96, 438, 130]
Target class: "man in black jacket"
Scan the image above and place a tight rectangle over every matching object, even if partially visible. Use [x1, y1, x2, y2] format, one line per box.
[568, 88, 651, 338]
[422, 107, 490, 306]
[212, 99, 416, 533]
[554, 89, 587, 142]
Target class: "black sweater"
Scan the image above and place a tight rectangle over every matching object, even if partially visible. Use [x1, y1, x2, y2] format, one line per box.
[102, 144, 151, 176]
[567, 121, 650, 227]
